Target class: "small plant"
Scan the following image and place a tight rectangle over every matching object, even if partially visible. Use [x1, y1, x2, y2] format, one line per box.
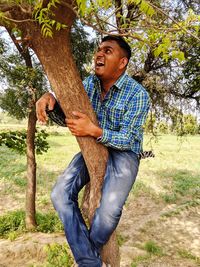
[8, 231, 18, 241]
[143, 240, 163, 256]
[14, 176, 27, 187]
[162, 193, 177, 203]
[43, 243, 73, 267]
[117, 233, 128, 246]
[178, 249, 200, 264]
[131, 255, 151, 266]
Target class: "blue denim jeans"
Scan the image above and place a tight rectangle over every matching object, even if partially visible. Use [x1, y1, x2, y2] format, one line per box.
[51, 149, 139, 267]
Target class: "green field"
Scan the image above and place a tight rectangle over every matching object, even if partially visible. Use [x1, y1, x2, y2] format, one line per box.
[0, 127, 199, 266]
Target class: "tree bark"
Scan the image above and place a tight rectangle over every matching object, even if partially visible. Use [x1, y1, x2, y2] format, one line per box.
[25, 109, 37, 229]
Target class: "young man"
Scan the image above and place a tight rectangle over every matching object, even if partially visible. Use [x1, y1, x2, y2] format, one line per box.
[36, 36, 150, 267]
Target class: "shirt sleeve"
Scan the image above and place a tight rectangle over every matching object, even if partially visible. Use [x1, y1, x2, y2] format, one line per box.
[46, 101, 66, 127]
[97, 90, 150, 150]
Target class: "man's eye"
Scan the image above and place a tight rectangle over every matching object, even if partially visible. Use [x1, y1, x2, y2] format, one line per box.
[105, 49, 111, 54]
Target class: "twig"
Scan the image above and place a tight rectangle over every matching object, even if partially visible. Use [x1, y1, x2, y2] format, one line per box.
[1, 15, 34, 23]
[60, 1, 149, 44]
[148, 2, 200, 42]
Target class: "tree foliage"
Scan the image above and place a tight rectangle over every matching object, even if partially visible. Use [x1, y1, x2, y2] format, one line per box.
[0, 129, 49, 154]
[71, 21, 95, 79]
[0, 33, 48, 118]
[172, 114, 199, 135]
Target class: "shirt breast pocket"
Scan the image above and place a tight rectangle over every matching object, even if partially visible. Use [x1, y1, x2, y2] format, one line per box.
[106, 105, 125, 130]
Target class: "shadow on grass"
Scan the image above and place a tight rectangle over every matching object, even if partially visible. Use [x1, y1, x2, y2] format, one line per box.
[153, 168, 200, 203]
[133, 167, 200, 204]
[0, 146, 26, 188]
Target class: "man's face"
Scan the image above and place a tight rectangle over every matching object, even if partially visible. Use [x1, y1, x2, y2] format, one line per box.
[94, 40, 127, 81]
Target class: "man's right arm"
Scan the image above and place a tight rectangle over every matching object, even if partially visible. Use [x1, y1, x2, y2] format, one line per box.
[36, 92, 66, 127]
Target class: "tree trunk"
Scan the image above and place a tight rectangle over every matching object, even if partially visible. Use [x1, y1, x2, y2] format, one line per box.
[11, 2, 120, 265]
[25, 109, 37, 229]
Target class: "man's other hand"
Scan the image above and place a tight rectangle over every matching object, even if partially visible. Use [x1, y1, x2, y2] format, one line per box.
[36, 93, 56, 124]
[66, 111, 102, 138]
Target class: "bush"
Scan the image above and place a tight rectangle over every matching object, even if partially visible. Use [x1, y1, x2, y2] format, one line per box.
[0, 129, 49, 155]
[0, 210, 25, 237]
[0, 210, 63, 238]
[36, 212, 63, 233]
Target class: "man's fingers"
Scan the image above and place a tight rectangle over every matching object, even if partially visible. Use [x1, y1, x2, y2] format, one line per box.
[72, 111, 86, 118]
[40, 110, 48, 123]
[48, 96, 55, 111]
[36, 92, 56, 123]
[38, 111, 48, 123]
[66, 119, 76, 125]
[36, 101, 48, 123]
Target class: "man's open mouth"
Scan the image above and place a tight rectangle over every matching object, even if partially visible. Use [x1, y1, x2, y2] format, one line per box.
[96, 60, 105, 67]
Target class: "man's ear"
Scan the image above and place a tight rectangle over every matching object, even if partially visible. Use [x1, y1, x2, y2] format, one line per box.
[119, 57, 128, 69]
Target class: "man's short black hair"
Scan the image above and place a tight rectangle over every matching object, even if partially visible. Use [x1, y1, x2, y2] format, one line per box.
[101, 35, 132, 61]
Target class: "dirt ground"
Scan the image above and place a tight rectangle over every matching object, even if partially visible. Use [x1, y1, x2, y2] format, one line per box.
[0, 193, 199, 267]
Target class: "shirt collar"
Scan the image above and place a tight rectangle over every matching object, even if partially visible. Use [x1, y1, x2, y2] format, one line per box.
[94, 72, 127, 91]
[114, 72, 127, 90]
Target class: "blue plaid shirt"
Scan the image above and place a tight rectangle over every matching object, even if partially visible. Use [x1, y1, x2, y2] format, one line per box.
[83, 73, 150, 154]
[48, 73, 150, 154]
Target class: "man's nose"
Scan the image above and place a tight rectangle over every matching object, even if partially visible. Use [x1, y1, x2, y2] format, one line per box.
[96, 50, 104, 57]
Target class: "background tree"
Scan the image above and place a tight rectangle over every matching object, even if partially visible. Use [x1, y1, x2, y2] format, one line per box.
[0, 33, 48, 228]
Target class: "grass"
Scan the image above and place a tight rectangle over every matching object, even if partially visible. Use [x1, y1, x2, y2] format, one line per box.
[131, 255, 152, 267]
[137, 135, 200, 203]
[0, 130, 199, 222]
[178, 249, 200, 265]
[130, 241, 164, 266]
[1, 129, 199, 203]
[161, 199, 200, 217]
[0, 125, 200, 265]
[117, 233, 128, 246]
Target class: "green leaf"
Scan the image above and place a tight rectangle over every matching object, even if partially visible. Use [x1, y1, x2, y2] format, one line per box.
[76, 0, 87, 15]
[56, 22, 61, 31]
[154, 45, 163, 57]
[140, 0, 149, 13]
[146, 6, 155, 17]
[172, 51, 185, 61]
[127, 0, 141, 5]
[162, 54, 169, 62]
